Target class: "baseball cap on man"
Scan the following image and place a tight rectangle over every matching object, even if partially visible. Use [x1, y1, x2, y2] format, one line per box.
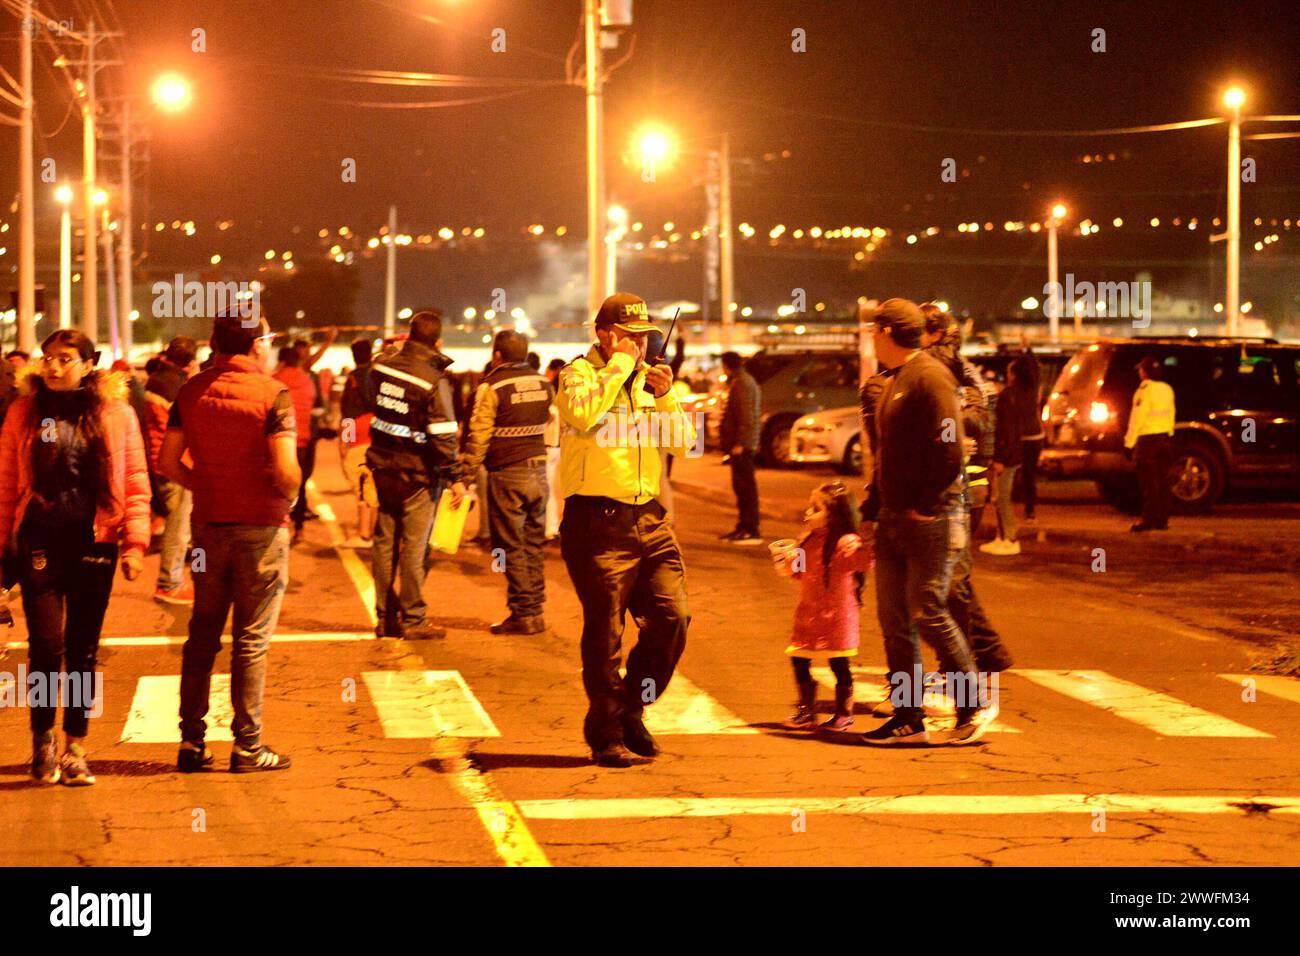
[595, 292, 659, 333]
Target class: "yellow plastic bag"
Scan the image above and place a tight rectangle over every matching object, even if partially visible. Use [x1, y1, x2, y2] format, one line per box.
[429, 488, 474, 555]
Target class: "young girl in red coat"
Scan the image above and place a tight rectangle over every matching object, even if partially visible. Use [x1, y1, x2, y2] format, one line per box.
[774, 481, 872, 732]
[0, 330, 150, 785]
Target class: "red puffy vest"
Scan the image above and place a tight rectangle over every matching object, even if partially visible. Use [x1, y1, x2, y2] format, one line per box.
[174, 354, 294, 527]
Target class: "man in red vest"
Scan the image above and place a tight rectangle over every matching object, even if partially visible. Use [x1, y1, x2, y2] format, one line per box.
[159, 312, 302, 774]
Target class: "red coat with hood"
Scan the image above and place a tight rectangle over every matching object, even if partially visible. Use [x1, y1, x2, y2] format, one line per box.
[0, 368, 152, 561]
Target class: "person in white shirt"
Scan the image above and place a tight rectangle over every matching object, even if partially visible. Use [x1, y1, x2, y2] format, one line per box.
[1124, 357, 1176, 532]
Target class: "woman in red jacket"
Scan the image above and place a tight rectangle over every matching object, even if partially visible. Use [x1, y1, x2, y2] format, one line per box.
[0, 330, 150, 786]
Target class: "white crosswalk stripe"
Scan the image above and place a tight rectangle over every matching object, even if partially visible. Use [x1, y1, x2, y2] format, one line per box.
[120, 675, 234, 743]
[812, 664, 1021, 733]
[362, 670, 500, 738]
[641, 671, 758, 735]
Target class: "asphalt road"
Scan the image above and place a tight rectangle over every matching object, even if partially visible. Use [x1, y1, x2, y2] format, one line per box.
[2, 444, 1298, 867]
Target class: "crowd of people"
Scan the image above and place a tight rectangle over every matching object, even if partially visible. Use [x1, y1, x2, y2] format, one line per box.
[1, 288, 1178, 782]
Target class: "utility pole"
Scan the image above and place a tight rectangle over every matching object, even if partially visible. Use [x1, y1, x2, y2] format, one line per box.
[719, 132, 735, 349]
[101, 206, 119, 358]
[383, 205, 397, 337]
[583, 0, 605, 318]
[18, 1, 36, 352]
[83, 18, 98, 342]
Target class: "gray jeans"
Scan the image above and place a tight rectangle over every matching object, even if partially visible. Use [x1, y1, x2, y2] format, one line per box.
[156, 477, 192, 591]
[180, 523, 289, 748]
[371, 476, 437, 633]
[874, 499, 977, 723]
[487, 460, 547, 619]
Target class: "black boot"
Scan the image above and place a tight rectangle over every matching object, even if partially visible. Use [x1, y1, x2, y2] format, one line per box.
[783, 681, 818, 730]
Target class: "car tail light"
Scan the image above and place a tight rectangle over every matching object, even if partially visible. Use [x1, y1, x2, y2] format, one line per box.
[1088, 401, 1112, 425]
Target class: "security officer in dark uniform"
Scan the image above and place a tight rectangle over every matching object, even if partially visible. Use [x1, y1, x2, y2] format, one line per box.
[556, 293, 697, 768]
[457, 330, 553, 635]
[364, 309, 466, 640]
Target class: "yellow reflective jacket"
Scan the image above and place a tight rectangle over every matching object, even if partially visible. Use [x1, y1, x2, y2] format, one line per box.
[556, 345, 698, 504]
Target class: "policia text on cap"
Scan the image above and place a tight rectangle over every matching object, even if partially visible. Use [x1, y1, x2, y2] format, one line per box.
[555, 293, 697, 768]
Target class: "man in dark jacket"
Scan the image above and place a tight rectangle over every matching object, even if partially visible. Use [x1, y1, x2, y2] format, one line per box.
[364, 310, 467, 640]
[718, 351, 762, 544]
[858, 298, 993, 746]
[920, 306, 1012, 672]
[456, 330, 553, 635]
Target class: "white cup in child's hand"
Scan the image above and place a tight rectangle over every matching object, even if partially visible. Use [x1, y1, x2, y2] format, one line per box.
[769, 538, 798, 576]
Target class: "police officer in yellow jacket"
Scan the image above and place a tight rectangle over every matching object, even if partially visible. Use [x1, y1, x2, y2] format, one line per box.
[557, 293, 697, 767]
[1125, 356, 1176, 532]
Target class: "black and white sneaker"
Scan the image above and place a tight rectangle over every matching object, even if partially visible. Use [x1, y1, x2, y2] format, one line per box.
[729, 532, 764, 546]
[861, 715, 930, 746]
[230, 744, 292, 773]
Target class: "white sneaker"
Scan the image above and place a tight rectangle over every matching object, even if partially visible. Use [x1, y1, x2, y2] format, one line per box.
[979, 537, 1020, 556]
[340, 536, 373, 549]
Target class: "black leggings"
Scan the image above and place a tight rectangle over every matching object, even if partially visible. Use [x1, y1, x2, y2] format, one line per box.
[792, 656, 852, 688]
[18, 517, 117, 738]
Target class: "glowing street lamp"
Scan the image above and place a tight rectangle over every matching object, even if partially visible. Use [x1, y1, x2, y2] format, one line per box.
[1222, 86, 1246, 335]
[632, 123, 678, 181]
[151, 73, 193, 113]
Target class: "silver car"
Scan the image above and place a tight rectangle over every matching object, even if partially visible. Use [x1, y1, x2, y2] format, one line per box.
[789, 405, 865, 475]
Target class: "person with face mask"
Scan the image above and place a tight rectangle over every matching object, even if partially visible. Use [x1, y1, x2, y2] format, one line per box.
[0, 329, 150, 785]
[555, 293, 697, 768]
[158, 311, 302, 774]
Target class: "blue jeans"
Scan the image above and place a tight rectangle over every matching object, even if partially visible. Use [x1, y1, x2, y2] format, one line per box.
[156, 477, 192, 591]
[487, 460, 548, 619]
[180, 524, 289, 748]
[993, 464, 1019, 542]
[371, 474, 437, 634]
[874, 498, 977, 723]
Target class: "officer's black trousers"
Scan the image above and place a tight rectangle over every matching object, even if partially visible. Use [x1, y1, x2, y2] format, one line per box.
[561, 495, 689, 751]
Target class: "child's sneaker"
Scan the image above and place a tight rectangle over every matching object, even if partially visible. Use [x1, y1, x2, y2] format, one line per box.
[819, 713, 855, 732]
[31, 731, 60, 784]
[782, 705, 817, 731]
[59, 744, 96, 786]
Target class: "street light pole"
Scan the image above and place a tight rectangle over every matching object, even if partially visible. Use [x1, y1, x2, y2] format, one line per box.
[82, 18, 98, 342]
[719, 131, 734, 349]
[101, 203, 119, 359]
[18, 0, 37, 352]
[56, 185, 73, 328]
[1047, 203, 1066, 341]
[118, 98, 133, 358]
[583, 0, 606, 317]
[1225, 89, 1244, 337]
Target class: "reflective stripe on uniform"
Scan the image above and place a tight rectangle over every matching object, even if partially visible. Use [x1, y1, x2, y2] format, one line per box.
[492, 424, 546, 438]
[373, 363, 433, 391]
[373, 419, 413, 438]
[427, 421, 458, 435]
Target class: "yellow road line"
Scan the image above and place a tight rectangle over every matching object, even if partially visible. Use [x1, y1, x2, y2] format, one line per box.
[308, 477, 549, 867]
[516, 793, 1300, 820]
[1016, 669, 1270, 738]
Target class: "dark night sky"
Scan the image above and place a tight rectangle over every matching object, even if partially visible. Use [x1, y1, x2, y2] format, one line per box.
[7, 0, 1300, 326]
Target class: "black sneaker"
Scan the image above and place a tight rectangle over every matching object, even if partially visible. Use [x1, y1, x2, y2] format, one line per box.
[861, 715, 930, 746]
[230, 744, 292, 773]
[729, 532, 764, 546]
[621, 714, 661, 757]
[946, 704, 997, 746]
[718, 529, 743, 541]
[31, 731, 60, 784]
[591, 742, 638, 768]
[178, 741, 215, 773]
[490, 615, 546, 635]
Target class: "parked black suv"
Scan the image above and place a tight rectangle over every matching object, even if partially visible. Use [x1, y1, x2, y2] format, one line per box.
[1041, 338, 1300, 513]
